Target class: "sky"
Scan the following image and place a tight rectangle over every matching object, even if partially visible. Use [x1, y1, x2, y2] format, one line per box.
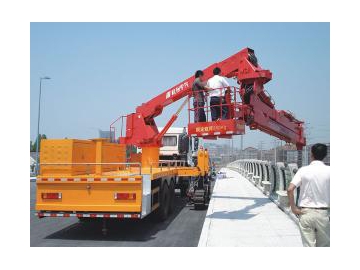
[30, 23, 330, 149]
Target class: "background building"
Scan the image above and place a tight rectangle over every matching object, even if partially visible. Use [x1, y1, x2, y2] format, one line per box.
[206, 141, 330, 167]
[243, 147, 258, 159]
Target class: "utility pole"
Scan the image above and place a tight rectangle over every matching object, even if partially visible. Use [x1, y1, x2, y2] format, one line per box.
[303, 123, 313, 166]
[35, 76, 51, 175]
[273, 139, 278, 164]
[258, 141, 264, 160]
[240, 135, 243, 159]
[226, 140, 230, 163]
[279, 140, 283, 162]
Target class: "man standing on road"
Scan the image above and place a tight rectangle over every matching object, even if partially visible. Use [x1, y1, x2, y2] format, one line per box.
[192, 70, 212, 122]
[287, 143, 330, 247]
[207, 67, 230, 121]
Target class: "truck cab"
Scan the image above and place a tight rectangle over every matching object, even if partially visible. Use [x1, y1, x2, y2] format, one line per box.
[159, 127, 189, 162]
[136, 127, 196, 165]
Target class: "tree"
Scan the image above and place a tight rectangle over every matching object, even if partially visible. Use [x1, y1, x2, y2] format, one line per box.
[31, 134, 47, 152]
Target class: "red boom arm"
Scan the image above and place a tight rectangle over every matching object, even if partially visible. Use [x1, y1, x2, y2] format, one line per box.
[119, 48, 306, 149]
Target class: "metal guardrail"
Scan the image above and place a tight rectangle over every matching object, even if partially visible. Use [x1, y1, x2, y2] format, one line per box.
[40, 160, 189, 177]
[226, 159, 298, 200]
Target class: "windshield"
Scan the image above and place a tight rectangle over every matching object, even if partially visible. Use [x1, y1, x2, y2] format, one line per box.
[162, 136, 177, 147]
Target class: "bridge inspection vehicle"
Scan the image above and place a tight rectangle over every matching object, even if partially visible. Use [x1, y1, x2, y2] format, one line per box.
[35, 47, 306, 228]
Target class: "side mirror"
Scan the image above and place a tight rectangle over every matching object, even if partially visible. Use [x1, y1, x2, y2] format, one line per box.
[194, 138, 199, 151]
[178, 134, 189, 154]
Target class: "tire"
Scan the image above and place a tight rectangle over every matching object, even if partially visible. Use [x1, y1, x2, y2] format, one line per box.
[155, 182, 170, 221]
[169, 180, 175, 214]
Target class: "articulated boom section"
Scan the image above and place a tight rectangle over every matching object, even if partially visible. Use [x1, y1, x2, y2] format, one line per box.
[235, 51, 306, 149]
[119, 48, 305, 149]
[120, 79, 195, 146]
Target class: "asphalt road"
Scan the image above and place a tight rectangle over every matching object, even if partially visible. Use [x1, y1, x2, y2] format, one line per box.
[30, 182, 209, 247]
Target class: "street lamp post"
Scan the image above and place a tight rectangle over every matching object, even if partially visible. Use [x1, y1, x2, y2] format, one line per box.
[240, 135, 243, 159]
[35, 76, 51, 175]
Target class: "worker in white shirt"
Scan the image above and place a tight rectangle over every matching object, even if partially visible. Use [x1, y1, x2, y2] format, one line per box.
[207, 67, 230, 121]
[287, 143, 330, 247]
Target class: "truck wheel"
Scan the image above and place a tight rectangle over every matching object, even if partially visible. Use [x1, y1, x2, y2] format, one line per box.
[169, 180, 175, 214]
[155, 182, 170, 221]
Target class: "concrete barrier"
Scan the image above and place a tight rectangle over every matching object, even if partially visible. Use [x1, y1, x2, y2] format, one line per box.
[253, 176, 261, 186]
[276, 190, 289, 208]
[262, 181, 271, 195]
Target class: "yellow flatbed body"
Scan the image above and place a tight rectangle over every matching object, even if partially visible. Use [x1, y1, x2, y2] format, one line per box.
[35, 139, 210, 219]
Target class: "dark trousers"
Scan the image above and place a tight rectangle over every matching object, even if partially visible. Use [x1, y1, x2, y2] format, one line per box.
[210, 96, 228, 121]
[193, 101, 206, 122]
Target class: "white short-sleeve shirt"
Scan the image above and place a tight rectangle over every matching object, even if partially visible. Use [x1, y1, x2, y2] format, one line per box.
[291, 160, 330, 208]
[207, 75, 230, 97]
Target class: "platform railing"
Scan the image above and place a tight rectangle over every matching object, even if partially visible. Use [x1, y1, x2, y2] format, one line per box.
[188, 86, 244, 123]
[109, 115, 127, 143]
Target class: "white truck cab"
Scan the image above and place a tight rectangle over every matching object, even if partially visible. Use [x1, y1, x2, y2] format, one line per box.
[136, 127, 198, 166]
[158, 127, 188, 160]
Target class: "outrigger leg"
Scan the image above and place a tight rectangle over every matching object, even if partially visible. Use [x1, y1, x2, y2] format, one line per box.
[193, 176, 211, 210]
